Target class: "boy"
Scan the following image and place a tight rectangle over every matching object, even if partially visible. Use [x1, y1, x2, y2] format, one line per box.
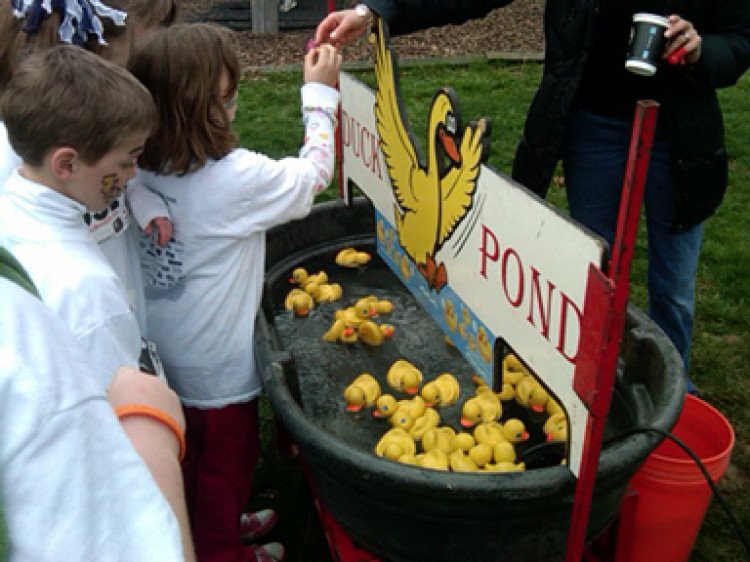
[0, 44, 156, 387]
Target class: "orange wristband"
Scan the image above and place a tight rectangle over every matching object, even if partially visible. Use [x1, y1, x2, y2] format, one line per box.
[115, 403, 186, 461]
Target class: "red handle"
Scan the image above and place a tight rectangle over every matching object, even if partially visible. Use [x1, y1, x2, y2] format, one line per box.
[667, 45, 687, 65]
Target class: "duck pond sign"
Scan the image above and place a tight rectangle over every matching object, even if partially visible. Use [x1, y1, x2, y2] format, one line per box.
[338, 20, 611, 479]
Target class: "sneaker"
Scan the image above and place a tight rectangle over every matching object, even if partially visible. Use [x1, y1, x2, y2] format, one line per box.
[245, 542, 285, 562]
[240, 509, 279, 543]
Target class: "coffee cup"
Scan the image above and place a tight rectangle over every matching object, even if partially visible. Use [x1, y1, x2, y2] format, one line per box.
[626, 13, 669, 76]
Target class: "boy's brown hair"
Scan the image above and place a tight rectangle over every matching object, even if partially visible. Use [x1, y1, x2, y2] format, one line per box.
[0, 44, 156, 166]
[128, 22, 240, 175]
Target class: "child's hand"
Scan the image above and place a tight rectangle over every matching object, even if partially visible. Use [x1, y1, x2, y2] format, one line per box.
[144, 216, 173, 246]
[304, 44, 342, 87]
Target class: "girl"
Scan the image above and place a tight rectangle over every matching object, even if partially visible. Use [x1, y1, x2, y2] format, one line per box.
[128, 23, 341, 562]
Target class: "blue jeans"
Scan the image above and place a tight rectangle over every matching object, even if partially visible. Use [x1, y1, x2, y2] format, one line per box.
[563, 110, 702, 391]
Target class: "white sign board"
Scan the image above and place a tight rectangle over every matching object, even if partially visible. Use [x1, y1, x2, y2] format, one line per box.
[339, 64, 606, 476]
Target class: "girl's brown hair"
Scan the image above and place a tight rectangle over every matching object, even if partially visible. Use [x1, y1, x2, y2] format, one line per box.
[128, 23, 240, 175]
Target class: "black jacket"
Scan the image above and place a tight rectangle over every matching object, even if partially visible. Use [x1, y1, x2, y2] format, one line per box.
[365, 0, 750, 231]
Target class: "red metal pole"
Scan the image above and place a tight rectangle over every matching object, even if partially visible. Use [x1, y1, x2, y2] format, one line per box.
[564, 100, 660, 562]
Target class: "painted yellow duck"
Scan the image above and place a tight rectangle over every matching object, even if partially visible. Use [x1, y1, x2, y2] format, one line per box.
[375, 427, 416, 461]
[343, 372, 382, 412]
[420, 372, 460, 407]
[386, 358, 423, 395]
[373, 19, 489, 293]
[443, 298, 458, 333]
[476, 325, 493, 363]
[284, 288, 315, 317]
[335, 247, 372, 268]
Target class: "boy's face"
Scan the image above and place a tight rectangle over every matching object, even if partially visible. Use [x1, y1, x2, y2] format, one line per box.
[73, 131, 147, 211]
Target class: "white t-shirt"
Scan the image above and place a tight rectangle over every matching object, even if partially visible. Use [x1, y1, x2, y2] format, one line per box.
[0, 171, 141, 388]
[0, 278, 184, 562]
[1, 121, 168, 335]
[138, 82, 340, 407]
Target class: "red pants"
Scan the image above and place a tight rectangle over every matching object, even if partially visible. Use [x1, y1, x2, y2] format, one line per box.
[182, 400, 259, 562]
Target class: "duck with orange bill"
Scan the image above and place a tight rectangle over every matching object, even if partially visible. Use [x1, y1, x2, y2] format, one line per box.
[375, 395, 427, 424]
[544, 412, 568, 442]
[386, 358, 423, 395]
[284, 288, 314, 317]
[343, 372, 382, 412]
[355, 320, 395, 346]
[356, 295, 394, 316]
[420, 372, 460, 407]
[335, 247, 372, 268]
[322, 318, 358, 344]
[515, 374, 550, 414]
[311, 282, 343, 303]
[407, 407, 441, 440]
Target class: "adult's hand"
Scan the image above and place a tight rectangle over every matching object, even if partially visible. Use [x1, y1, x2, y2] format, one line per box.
[665, 14, 702, 64]
[314, 8, 371, 48]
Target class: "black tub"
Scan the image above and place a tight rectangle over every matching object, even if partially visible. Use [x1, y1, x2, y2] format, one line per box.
[256, 198, 685, 562]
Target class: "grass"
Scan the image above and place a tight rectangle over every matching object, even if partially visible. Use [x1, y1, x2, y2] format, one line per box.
[2, 59, 745, 561]
[240, 60, 750, 562]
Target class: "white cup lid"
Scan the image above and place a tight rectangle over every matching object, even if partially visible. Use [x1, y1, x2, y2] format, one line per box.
[625, 59, 657, 76]
[632, 12, 669, 27]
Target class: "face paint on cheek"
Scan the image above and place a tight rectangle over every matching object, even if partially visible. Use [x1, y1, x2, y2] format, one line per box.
[100, 173, 122, 203]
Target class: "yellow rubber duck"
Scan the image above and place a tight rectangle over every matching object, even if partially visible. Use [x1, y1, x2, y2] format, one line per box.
[386, 358, 423, 395]
[546, 397, 564, 417]
[375, 427, 416, 461]
[312, 282, 343, 303]
[473, 421, 506, 446]
[373, 395, 426, 422]
[453, 431, 476, 452]
[476, 325, 493, 363]
[343, 372, 381, 412]
[372, 394, 400, 419]
[460, 393, 502, 428]
[335, 247, 372, 268]
[484, 461, 526, 472]
[448, 449, 479, 473]
[420, 372, 460, 407]
[502, 352, 530, 386]
[408, 407, 440, 440]
[290, 267, 328, 288]
[468, 442, 493, 468]
[322, 319, 358, 344]
[515, 374, 550, 413]
[356, 320, 395, 347]
[357, 295, 394, 316]
[499, 418, 530, 443]
[284, 288, 314, 317]
[415, 449, 449, 471]
[544, 412, 568, 442]
[492, 441, 517, 464]
[421, 426, 457, 455]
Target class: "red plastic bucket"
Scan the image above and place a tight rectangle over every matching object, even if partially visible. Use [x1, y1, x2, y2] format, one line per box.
[625, 394, 735, 562]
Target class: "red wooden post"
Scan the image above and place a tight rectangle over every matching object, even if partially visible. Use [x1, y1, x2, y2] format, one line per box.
[565, 100, 660, 562]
